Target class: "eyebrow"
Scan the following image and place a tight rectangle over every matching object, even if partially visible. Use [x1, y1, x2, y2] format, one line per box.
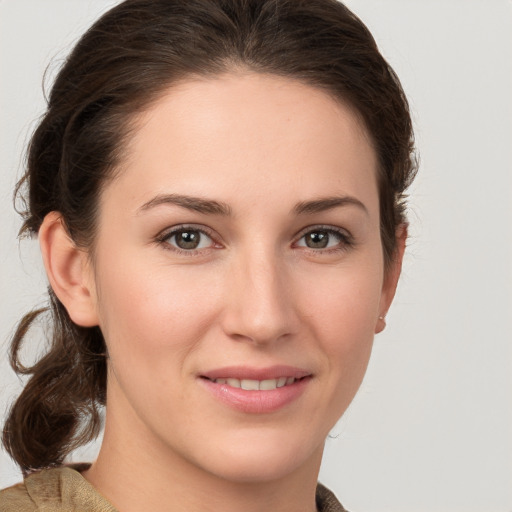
[293, 196, 368, 216]
[138, 194, 232, 216]
[137, 193, 367, 217]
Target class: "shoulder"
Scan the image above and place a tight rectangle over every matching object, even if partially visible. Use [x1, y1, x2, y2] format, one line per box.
[0, 478, 37, 512]
[0, 465, 117, 512]
[316, 482, 350, 512]
[0, 467, 63, 512]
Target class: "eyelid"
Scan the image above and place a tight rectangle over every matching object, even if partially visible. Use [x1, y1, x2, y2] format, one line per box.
[293, 224, 354, 251]
[154, 223, 354, 255]
[155, 224, 221, 254]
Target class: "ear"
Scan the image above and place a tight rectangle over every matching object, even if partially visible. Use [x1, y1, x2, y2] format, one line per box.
[375, 223, 408, 334]
[39, 211, 99, 327]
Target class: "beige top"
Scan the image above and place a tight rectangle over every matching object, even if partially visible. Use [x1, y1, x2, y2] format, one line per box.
[0, 465, 347, 512]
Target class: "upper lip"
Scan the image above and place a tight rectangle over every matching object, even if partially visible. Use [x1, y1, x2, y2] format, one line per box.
[200, 365, 312, 381]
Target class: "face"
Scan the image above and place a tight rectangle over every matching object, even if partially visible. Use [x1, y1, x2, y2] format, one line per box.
[87, 72, 397, 483]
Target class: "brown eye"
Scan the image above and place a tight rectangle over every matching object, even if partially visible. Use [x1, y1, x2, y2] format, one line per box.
[164, 228, 214, 251]
[174, 230, 201, 249]
[304, 231, 330, 249]
[296, 227, 350, 251]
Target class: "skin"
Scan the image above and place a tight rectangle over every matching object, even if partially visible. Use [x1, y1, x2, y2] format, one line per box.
[40, 72, 405, 512]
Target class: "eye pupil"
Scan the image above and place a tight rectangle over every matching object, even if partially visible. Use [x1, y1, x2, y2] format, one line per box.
[176, 230, 200, 249]
[306, 231, 329, 248]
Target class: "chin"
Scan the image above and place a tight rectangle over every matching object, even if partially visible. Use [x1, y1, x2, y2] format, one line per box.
[207, 456, 311, 484]
[189, 430, 324, 484]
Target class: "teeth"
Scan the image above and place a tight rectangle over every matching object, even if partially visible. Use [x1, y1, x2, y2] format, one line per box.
[259, 379, 278, 390]
[241, 379, 259, 390]
[226, 378, 241, 388]
[214, 377, 297, 390]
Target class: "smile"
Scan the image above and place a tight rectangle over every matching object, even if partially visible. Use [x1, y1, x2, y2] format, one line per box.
[207, 377, 297, 390]
[199, 366, 312, 413]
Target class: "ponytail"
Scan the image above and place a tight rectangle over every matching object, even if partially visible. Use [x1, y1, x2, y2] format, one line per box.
[2, 291, 106, 474]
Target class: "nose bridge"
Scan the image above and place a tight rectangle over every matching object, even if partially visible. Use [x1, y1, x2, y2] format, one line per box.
[223, 242, 295, 344]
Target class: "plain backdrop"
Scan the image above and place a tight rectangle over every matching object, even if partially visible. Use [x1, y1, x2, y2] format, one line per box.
[1, 1, 511, 511]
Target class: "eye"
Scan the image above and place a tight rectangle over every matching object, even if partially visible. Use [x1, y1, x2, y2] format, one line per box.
[158, 226, 216, 252]
[295, 227, 352, 251]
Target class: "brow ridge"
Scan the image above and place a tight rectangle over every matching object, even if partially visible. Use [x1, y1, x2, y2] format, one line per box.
[293, 196, 368, 215]
[138, 193, 366, 217]
[138, 193, 232, 216]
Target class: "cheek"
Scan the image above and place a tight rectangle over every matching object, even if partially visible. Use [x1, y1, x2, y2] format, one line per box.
[94, 256, 223, 378]
[299, 258, 383, 377]
[302, 262, 382, 332]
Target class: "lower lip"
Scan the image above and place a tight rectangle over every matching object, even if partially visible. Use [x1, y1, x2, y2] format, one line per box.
[200, 377, 311, 414]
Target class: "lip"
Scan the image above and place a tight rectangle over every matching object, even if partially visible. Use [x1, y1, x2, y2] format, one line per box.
[199, 365, 312, 414]
[201, 365, 311, 381]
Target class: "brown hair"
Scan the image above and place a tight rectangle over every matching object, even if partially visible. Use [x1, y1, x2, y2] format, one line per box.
[3, 0, 417, 474]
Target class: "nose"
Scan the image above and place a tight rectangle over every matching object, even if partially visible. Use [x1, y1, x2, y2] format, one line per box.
[221, 248, 298, 345]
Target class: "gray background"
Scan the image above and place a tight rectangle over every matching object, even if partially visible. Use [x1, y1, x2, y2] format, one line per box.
[1, 1, 511, 511]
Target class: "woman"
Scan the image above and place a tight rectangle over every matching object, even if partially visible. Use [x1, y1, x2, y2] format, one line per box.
[1, 0, 416, 510]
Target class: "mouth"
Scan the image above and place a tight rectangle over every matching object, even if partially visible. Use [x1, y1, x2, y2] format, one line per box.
[199, 366, 312, 413]
[201, 376, 305, 391]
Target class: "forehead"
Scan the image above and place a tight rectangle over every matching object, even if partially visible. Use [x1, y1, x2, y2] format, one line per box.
[103, 72, 378, 215]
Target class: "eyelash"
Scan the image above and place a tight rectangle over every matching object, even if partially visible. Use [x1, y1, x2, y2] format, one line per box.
[293, 225, 354, 255]
[155, 224, 219, 256]
[155, 224, 354, 256]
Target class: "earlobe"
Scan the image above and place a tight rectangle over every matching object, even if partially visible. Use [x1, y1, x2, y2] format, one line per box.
[39, 212, 99, 327]
[375, 223, 408, 334]
[375, 315, 387, 334]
